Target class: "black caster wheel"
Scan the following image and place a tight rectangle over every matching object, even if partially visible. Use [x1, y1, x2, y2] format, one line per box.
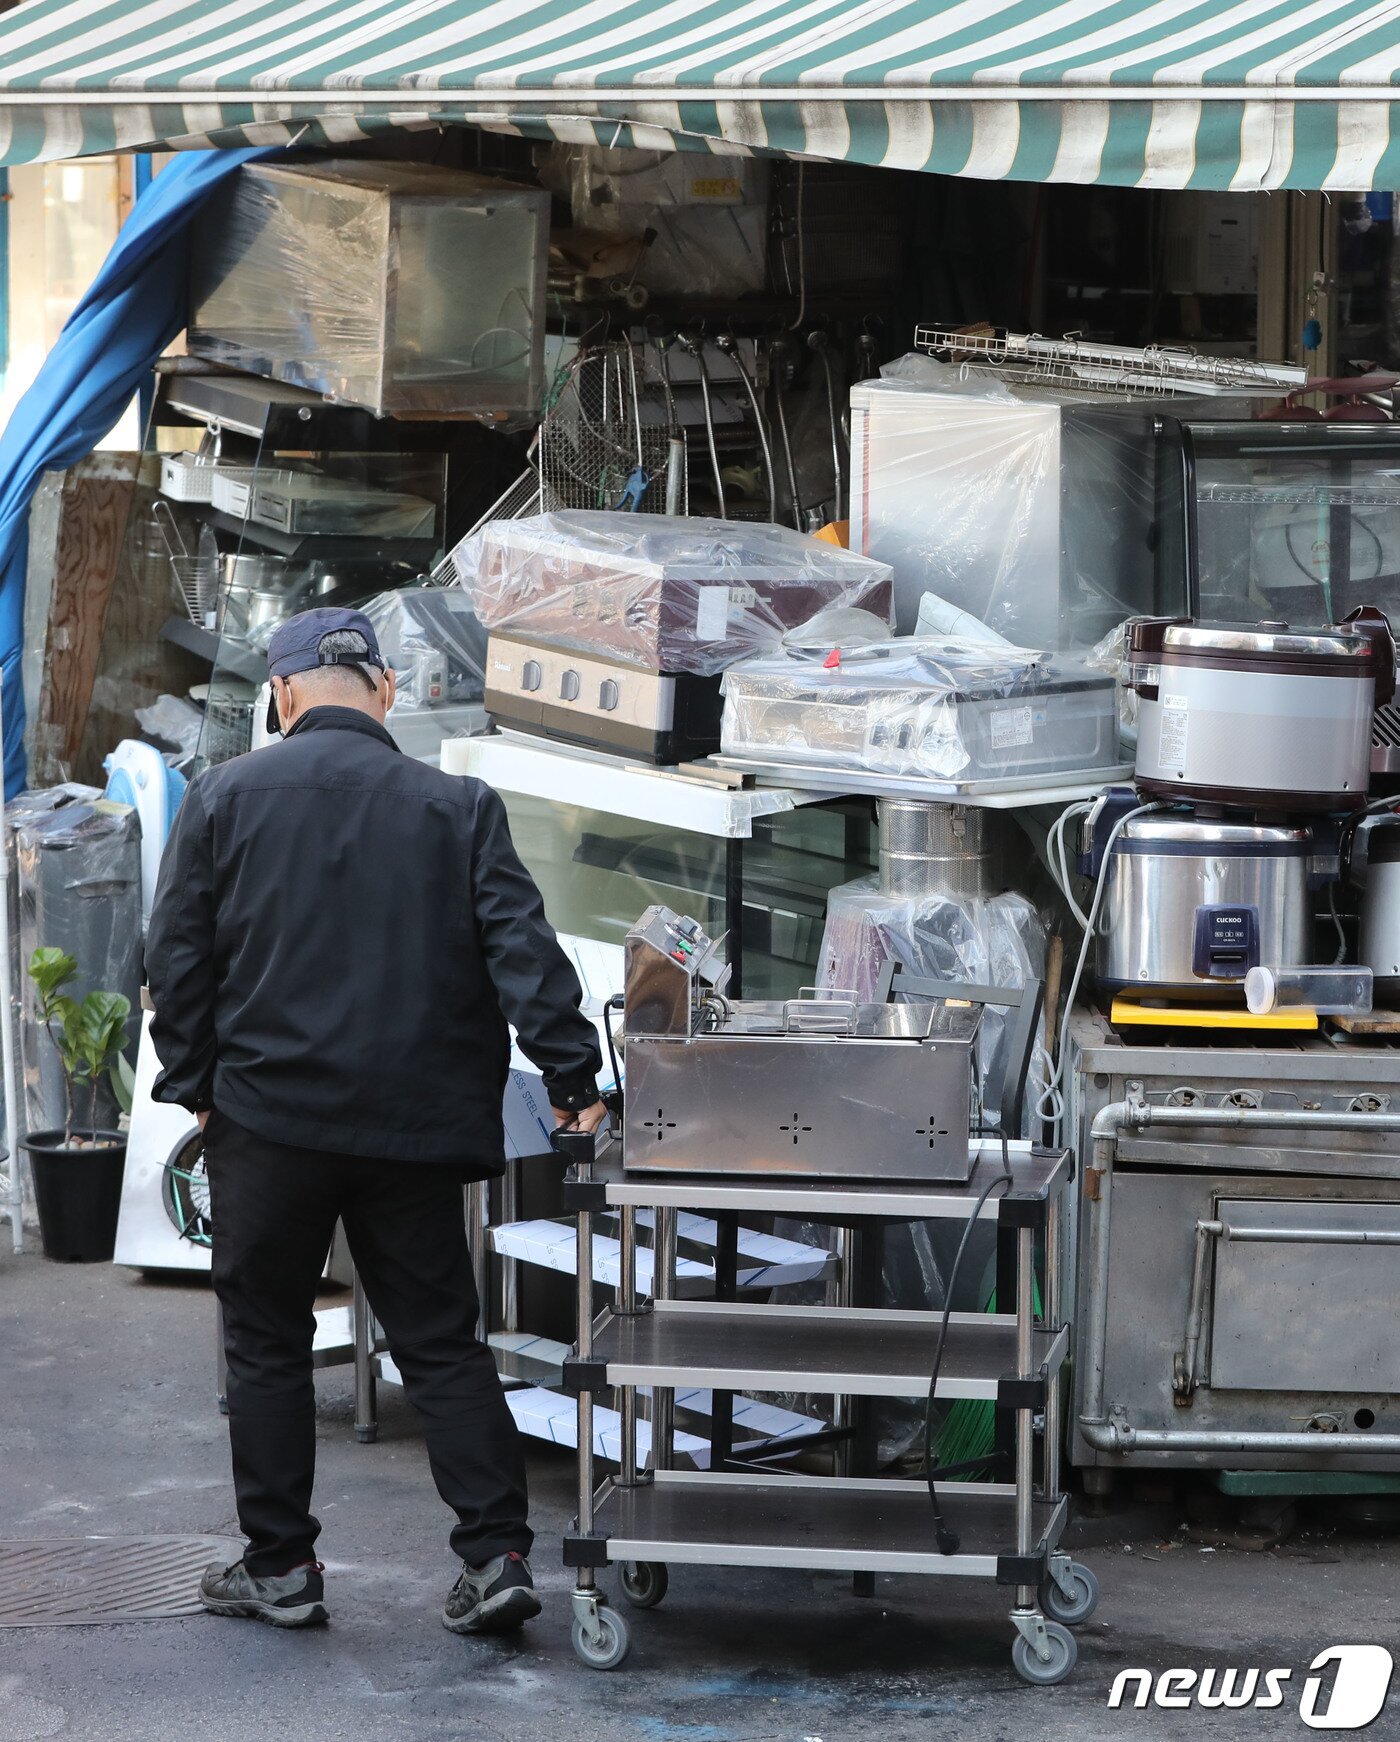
[1012, 1621, 1077, 1686]
[1040, 1561, 1099, 1625]
[355, 1426, 378, 1444]
[619, 1561, 668, 1609]
[572, 1606, 631, 1670]
[216, 1397, 229, 1417]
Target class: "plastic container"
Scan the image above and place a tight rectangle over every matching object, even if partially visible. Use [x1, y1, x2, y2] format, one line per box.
[24, 1131, 128, 1262]
[1244, 966, 1374, 1016]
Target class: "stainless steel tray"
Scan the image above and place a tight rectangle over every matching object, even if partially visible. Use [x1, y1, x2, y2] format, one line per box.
[594, 1299, 1069, 1399]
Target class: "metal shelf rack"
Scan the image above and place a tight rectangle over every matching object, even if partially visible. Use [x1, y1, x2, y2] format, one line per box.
[556, 1133, 1094, 1683]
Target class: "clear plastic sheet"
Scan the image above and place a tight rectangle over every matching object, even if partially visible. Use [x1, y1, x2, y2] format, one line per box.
[1085, 617, 1140, 749]
[361, 587, 487, 709]
[14, 798, 142, 1137]
[553, 147, 770, 298]
[188, 160, 549, 417]
[817, 874, 1046, 1132]
[720, 637, 1120, 781]
[769, 872, 1047, 1462]
[135, 695, 205, 764]
[849, 360, 1167, 645]
[452, 511, 894, 676]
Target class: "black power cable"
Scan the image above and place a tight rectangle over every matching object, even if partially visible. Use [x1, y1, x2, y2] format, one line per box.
[921, 1129, 1015, 1555]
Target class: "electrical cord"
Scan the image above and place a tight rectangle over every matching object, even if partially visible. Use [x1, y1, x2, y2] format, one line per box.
[922, 1129, 1015, 1554]
[1035, 800, 1169, 1138]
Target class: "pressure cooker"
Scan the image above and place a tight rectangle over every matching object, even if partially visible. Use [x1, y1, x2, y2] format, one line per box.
[1086, 805, 1313, 997]
[1125, 612, 1395, 812]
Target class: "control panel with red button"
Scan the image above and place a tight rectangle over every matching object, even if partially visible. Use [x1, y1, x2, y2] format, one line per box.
[623, 905, 727, 1038]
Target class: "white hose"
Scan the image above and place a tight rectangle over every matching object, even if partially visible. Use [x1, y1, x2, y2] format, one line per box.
[1036, 800, 1168, 1140]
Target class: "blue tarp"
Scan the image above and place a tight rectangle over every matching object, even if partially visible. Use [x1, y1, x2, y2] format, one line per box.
[0, 149, 269, 798]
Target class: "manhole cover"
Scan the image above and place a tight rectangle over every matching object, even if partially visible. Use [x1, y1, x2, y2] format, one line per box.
[0, 1535, 242, 1625]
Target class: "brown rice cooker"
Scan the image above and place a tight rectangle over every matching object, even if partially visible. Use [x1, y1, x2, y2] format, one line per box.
[1126, 612, 1394, 812]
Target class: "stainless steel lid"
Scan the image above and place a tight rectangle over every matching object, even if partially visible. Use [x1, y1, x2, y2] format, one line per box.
[1113, 815, 1313, 849]
[1161, 622, 1377, 663]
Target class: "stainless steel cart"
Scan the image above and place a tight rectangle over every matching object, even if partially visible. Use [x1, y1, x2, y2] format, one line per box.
[557, 1134, 1093, 1684]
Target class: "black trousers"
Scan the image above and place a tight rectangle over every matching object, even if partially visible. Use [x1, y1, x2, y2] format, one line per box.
[204, 1109, 530, 1578]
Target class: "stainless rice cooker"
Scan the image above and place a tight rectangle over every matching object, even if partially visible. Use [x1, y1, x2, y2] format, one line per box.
[1126, 613, 1394, 812]
[1361, 820, 1400, 997]
[1092, 810, 1312, 997]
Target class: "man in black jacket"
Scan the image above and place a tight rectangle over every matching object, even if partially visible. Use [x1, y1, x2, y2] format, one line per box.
[147, 606, 606, 1635]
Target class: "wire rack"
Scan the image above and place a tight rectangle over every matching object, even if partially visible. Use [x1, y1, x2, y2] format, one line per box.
[538, 343, 686, 515]
[913, 327, 1309, 400]
[428, 343, 688, 589]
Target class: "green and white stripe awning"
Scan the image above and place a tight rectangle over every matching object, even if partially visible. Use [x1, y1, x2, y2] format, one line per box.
[1, 0, 1400, 190]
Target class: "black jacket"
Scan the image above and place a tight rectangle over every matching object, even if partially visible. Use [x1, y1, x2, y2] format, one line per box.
[146, 706, 600, 1172]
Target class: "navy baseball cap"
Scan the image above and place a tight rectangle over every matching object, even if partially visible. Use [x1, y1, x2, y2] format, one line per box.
[265, 608, 387, 735]
[266, 607, 386, 681]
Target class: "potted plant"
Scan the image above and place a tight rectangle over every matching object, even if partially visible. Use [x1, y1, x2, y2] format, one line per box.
[21, 947, 133, 1262]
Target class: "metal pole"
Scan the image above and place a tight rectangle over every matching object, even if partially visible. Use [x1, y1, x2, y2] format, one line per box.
[830, 1224, 854, 1475]
[1043, 1193, 1061, 1500]
[575, 1187, 596, 1589]
[352, 1268, 377, 1444]
[0, 677, 21, 1252]
[500, 1159, 520, 1336]
[619, 1204, 638, 1487]
[1014, 1224, 1035, 1611]
[724, 837, 744, 1000]
[650, 1205, 677, 1471]
[466, 1181, 488, 1299]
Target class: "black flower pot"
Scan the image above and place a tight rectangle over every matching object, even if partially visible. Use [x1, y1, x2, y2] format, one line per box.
[22, 1129, 127, 1263]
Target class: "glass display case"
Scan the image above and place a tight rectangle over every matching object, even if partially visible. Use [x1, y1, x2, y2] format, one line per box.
[500, 791, 877, 1000]
[1178, 420, 1400, 628]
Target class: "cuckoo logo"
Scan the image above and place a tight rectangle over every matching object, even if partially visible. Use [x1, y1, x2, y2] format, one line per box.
[1108, 1646, 1394, 1728]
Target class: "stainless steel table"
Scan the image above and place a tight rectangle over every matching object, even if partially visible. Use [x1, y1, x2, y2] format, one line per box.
[556, 1132, 1093, 1685]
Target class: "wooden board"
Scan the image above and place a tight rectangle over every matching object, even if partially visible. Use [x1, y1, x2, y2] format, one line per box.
[1330, 1009, 1400, 1036]
[24, 456, 141, 785]
[74, 465, 205, 785]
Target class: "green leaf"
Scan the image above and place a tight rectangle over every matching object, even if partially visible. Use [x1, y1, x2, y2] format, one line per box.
[74, 991, 131, 1083]
[27, 947, 78, 1021]
[112, 1049, 136, 1117]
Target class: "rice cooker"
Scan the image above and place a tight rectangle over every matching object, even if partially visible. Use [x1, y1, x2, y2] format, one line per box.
[1088, 806, 1313, 997]
[1361, 820, 1400, 997]
[1126, 613, 1395, 812]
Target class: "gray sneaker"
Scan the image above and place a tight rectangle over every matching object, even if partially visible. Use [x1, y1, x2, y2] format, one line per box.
[443, 1552, 541, 1635]
[199, 1559, 328, 1628]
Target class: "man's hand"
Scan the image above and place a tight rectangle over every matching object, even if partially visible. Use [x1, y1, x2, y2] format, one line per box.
[553, 1100, 609, 1135]
[197, 1110, 210, 1133]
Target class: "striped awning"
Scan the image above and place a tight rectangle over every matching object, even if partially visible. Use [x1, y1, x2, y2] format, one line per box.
[2, 0, 1400, 191]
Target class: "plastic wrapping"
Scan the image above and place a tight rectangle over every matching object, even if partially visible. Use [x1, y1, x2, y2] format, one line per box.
[361, 587, 487, 710]
[188, 160, 549, 417]
[720, 637, 1120, 781]
[849, 360, 1169, 645]
[1085, 617, 1141, 748]
[817, 874, 1046, 1132]
[135, 695, 205, 764]
[453, 511, 894, 676]
[766, 871, 1047, 1462]
[553, 147, 769, 298]
[15, 799, 142, 1137]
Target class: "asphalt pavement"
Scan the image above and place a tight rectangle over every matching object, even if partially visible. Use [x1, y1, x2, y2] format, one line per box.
[3, 1242, 1399, 1741]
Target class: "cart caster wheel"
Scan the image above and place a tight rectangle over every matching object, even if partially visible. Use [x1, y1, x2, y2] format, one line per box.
[1011, 1621, 1077, 1686]
[355, 1425, 378, 1444]
[217, 1397, 229, 1417]
[572, 1605, 631, 1670]
[1040, 1561, 1099, 1625]
[619, 1561, 668, 1609]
